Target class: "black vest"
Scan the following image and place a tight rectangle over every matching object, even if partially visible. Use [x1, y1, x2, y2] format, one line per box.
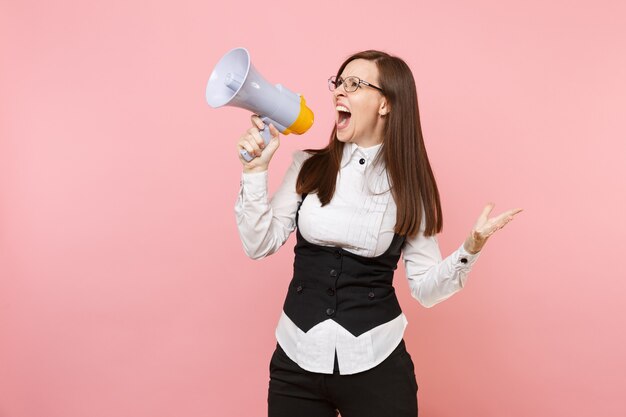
[282, 196, 406, 337]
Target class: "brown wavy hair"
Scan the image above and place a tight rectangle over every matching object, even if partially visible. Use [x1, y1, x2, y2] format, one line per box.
[296, 50, 442, 238]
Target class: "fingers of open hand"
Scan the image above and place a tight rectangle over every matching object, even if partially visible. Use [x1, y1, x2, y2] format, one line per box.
[479, 202, 495, 221]
[475, 212, 518, 239]
[492, 208, 523, 229]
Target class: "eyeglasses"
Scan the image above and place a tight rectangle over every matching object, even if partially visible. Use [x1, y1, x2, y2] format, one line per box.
[328, 75, 384, 94]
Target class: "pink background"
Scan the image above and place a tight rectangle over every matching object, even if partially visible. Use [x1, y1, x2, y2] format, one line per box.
[1, 0, 625, 416]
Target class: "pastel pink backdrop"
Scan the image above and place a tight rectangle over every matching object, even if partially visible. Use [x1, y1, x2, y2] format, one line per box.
[1, 0, 625, 416]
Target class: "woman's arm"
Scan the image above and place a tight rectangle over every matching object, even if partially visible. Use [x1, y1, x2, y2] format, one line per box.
[403, 203, 522, 307]
[234, 150, 309, 259]
[403, 232, 481, 308]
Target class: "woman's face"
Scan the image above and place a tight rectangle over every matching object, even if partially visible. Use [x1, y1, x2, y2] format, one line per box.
[332, 59, 389, 148]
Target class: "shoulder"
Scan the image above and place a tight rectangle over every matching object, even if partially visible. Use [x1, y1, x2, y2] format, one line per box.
[281, 150, 314, 181]
[290, 150, 314, 170]
[293, 149, 313, 163]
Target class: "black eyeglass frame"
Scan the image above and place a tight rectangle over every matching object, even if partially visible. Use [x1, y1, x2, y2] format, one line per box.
[328, 75, 385, 94]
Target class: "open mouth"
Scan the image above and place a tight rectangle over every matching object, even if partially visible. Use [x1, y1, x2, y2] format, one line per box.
[337, 105, 351, 130]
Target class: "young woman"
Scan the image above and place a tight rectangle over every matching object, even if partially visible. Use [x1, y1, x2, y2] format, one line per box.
[235, 50, 522, 417]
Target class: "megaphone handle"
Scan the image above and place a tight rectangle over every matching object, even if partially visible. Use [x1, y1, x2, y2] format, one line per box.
[259, 116, 274, 145]
[240, 117, 274, 162]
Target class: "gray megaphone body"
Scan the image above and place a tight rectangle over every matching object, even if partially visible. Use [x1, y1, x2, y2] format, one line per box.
[206, 47, 314, 162]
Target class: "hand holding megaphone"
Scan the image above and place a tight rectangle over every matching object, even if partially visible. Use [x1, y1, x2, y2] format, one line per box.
[237, 115, 280, 171]
[206, 47, 314, 162]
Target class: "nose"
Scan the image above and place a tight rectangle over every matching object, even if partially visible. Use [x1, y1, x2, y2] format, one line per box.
[333, 84, 347, 99]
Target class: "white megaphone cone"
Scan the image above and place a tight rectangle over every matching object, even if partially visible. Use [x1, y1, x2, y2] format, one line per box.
[206, 47, 314, 162]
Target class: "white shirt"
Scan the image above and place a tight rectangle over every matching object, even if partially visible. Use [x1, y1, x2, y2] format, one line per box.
[234, 142, 480, 374]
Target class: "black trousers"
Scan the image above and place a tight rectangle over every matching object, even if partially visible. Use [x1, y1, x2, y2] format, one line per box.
[268, 339, 418, 417]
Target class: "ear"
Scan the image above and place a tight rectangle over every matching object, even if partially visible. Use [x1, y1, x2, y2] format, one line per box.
[378, 98, 390, 116]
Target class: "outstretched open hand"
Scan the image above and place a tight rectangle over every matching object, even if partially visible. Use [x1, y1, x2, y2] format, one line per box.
[463, 203, 523, 254]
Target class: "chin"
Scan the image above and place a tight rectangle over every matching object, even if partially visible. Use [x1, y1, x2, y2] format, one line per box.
[336, 130, 353, 143]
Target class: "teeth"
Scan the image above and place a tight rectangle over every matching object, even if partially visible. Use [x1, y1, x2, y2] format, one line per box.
[336, 105, 351, 113]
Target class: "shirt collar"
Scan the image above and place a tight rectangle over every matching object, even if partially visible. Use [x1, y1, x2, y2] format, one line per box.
[340, 142, 386, 175]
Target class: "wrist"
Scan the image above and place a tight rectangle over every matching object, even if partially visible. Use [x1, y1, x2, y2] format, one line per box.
[243, 165, 268, 174]
[464, 233, 484, 254]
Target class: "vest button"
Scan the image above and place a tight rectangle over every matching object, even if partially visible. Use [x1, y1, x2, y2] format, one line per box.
[296, 285, 303, 293]
[327, 288, 335, 296]
[334, 250, 342, 259]
[329, 269, 338, 277]
[368, 291, 375, 299]
[326, 308, 335, 316]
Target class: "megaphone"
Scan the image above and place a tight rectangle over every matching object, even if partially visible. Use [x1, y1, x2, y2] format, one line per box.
[206, 47, 314, 162]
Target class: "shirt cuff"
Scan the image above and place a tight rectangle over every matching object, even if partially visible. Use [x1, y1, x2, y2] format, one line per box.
[455, 242, 481, 269]
[241, 171, 268, 200]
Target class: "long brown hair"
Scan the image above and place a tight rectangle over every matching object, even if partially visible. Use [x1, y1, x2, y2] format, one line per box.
[296, 50, 442, 238]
